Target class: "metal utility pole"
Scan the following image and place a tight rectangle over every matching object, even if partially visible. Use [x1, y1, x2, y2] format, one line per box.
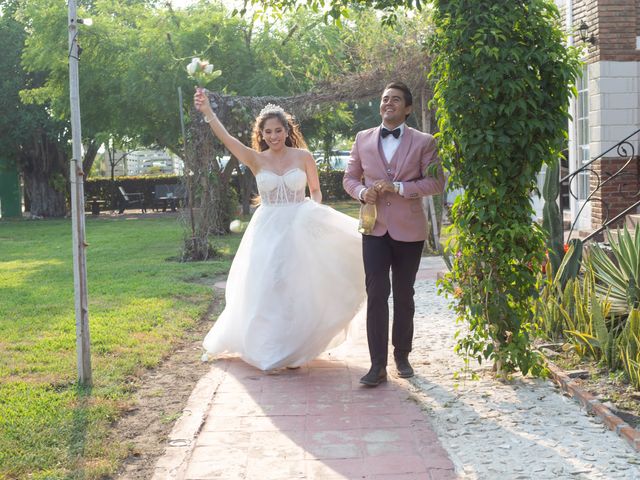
[67, 0, 92, 385]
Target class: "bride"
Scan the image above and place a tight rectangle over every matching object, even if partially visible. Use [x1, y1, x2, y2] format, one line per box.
[194, 88, 365, 371]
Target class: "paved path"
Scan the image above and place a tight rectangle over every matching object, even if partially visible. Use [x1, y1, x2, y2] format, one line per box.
[409, 264, 639, 479]
[151, 257, 640, 479]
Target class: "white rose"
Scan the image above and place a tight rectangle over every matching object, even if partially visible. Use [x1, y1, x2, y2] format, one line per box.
[186, 58, 199, 75]
[204, 64, 214, 74]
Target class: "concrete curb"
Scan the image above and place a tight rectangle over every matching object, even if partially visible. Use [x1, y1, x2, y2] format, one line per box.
[150, 360, 229, 480]
[546, 360, 640, 453]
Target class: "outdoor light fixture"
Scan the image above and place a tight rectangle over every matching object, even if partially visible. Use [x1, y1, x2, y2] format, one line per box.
[578, 21, 597, 46]
[68, 18, 93, 60]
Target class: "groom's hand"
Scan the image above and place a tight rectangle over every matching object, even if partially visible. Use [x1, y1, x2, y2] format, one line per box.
[373, 180, 395, 194]
[362, 187, 378, 204]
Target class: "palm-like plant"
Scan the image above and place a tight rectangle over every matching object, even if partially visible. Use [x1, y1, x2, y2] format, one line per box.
[587, 226, 640, 315]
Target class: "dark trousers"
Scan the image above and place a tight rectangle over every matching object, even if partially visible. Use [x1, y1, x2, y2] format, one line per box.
[362, 233, 424, 367]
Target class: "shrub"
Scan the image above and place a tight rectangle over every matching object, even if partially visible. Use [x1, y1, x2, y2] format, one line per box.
[430, 0, 581, 375]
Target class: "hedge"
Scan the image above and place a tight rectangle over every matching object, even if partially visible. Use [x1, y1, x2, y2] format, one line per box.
[85, 169, 351, 211]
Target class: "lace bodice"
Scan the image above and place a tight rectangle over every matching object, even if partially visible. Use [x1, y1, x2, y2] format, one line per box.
[256, 168, 307, 206]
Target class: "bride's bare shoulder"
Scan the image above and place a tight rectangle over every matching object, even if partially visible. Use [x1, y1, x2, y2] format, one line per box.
[290, 147, 313, 158]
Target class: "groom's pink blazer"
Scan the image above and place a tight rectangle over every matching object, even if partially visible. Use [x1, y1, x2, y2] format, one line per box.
[343, 125, 445, 242]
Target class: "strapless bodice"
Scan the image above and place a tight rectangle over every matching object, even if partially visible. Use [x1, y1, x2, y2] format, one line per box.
[256, 168, 307, 206]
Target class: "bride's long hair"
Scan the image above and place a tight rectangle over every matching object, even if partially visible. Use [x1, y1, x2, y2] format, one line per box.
[251, 109, 307, 152]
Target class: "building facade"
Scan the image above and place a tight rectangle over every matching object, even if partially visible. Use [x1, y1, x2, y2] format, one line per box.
[125, 149, 184, 176]
[556, 0, 640, 231]
[96, 149, 184, 177]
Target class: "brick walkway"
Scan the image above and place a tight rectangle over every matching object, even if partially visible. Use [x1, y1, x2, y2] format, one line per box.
[151, 263, 455, 480]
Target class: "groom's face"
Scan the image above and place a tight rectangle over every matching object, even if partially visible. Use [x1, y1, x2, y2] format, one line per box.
[379, 87, 412, 128]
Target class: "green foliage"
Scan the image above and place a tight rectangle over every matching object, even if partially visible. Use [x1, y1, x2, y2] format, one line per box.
[10, 0, 424, 214]
[248, 0, 422, 25]
[557, 238, 583, 288]
[537, 242, 585, 341]
[592, 302, 620, 370]
[620, 309, 640, 389]
[560, 270, 619, 369]
[318, 169, 353, 201]
[304, 104, 354, 161]
[536, 249, 627, 370]
[544, 267, 611, 361]
[542, 157, 565, 276]
[588, 227, 640, 315]
[0, 1, 71, 216]
[430, 0, 581, 375]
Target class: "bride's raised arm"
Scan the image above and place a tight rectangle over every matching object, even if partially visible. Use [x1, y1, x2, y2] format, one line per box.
[193, 88, 258, 173]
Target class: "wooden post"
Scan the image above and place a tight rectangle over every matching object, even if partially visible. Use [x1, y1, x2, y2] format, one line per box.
[178, 86, 199, 257]
[421, 86, 431, 134]
[421, 86, 440, 250]
[68, 0, 92, 385]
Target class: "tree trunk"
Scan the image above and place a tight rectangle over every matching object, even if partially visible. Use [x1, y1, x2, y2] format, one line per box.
[82, 139, 99, 177]
[239, 168, 255, 216]
[20, 130, 69, 218]
[23, 169, 67, 217]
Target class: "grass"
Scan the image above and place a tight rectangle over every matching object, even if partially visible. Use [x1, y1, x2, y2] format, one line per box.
[328, 199, 361, 219]
[0, 215, 239, 479]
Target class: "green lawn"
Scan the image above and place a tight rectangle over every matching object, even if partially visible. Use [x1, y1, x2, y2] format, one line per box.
[0, 201, 359, 479]
[329, 199, 361, 219]
[0, 215, 239, 479]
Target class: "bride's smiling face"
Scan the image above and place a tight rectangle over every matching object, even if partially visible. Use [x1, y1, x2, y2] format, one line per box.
[261, 118, 288, 150]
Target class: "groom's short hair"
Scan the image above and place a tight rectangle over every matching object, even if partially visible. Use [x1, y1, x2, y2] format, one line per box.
[384, 81, 413, 107]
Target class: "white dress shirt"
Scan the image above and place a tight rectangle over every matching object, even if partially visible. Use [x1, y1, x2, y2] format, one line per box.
[381, 122, 405, 162]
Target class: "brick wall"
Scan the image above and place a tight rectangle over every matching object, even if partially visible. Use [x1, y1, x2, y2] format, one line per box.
[575, 0, 599, 63]
[561, 0, 640, 63]
[590, 156, 640, 228]
[597, 0, 640, 61]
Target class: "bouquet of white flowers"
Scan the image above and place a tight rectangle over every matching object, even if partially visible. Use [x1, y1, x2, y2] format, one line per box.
[186, 57, 221, 87]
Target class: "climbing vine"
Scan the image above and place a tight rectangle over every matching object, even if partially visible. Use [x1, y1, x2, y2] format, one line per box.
[429, 0, 581, 375]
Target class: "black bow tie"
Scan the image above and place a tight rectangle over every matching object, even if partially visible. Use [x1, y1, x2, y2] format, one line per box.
[381, 127, 401, 139]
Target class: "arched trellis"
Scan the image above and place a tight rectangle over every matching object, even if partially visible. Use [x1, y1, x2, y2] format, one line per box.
[182, 58, 432, 260]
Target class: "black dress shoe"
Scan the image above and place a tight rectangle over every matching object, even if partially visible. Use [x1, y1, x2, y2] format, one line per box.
[394, 355, 414, 378]
[360, 365, 387, 386]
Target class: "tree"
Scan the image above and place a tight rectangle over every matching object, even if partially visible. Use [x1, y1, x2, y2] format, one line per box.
[0, 0, 69, 217]
[303, 105, 354, 164]
[429, 1, 580, 375]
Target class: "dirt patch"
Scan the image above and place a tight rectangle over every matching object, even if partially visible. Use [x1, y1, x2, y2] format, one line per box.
[113, 293, 221, 479]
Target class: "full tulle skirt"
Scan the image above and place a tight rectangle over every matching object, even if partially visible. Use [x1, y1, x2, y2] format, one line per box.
[203, 199, 366, 370]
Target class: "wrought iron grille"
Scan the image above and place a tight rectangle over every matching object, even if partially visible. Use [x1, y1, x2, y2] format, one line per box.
[561, 127, 640, 242]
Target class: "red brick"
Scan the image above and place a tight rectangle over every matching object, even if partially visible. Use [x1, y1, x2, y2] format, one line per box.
[618, 426, 640, 453]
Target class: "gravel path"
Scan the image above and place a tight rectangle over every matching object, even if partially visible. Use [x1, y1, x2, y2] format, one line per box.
[409, 257, 640, 479]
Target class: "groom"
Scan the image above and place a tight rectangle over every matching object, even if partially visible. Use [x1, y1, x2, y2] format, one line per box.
[343, 81, 445, 386]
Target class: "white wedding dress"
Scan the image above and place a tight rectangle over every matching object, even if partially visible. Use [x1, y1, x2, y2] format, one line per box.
[202, 167, 366, 370]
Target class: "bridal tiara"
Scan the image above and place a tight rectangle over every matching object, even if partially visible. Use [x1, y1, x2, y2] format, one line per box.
[259, 103, 285, 117]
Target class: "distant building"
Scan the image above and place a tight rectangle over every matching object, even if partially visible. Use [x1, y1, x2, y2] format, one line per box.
[95, 148, 184, 177]
[126, 149, 184, 176]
